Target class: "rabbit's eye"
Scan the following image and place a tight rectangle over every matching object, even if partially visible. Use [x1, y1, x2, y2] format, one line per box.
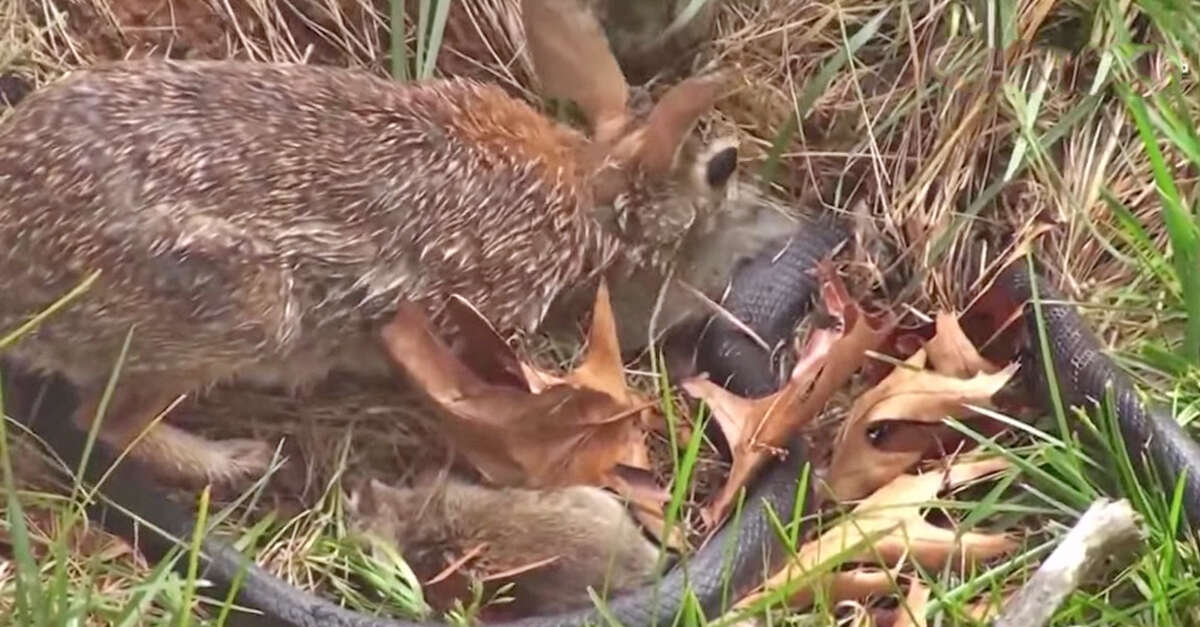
[704, 146, 738, 188]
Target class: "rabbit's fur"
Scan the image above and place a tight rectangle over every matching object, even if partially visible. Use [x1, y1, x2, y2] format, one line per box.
[0, 0, 794, 489]
[347, 476, 660, 615]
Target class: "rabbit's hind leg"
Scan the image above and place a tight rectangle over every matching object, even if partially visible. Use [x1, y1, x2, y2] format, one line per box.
[128, 423, 275, 491]
[72, 378, 273, 491]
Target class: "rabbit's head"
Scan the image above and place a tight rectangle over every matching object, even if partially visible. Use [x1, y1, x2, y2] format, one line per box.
[522, 0, 744, 263]
[523, 0, 783, 348]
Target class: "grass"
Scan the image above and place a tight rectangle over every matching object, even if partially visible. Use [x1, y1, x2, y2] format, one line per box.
[3, 0, 1200, 625]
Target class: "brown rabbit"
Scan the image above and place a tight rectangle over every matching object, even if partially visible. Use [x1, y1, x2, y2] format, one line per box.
[0, 0, 793, 490]
[347, 476, 661, 615]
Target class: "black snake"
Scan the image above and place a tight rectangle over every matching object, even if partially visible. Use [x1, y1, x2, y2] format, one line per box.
[9, 219, 1197, 626]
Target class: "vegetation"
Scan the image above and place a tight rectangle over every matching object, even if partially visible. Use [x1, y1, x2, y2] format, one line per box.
[2, 0, 1200, 625]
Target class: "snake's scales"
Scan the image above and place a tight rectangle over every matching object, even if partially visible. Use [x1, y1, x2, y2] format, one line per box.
[14, 220, 1198, 626]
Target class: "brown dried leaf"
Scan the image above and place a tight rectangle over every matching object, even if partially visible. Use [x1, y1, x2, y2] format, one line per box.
[730, 566, 931, 625]
[841, 576, 932, 627]
[562, 280, 632, 404]
[782, 567, 899, 612]
[559, 282, 680, 544]
[828, 314, 1018, 501]
[891, 579, 931, 627]
[924, 312, 1004, 378]
[608, 464, 687, 550]
[739, 458, 1017, 610]
[685, 263, 897, 526]
[443, 295, 531, 390]
[380, 280, 665, 538]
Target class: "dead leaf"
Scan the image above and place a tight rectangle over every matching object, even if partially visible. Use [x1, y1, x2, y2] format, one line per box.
[787, 567, 899, 612]
[606, 464, 687, 549]
[381, 280, 675, 543]
[845, 576, 931, 627]
[442, 295, 530, 390]
[866, 305, 1008, 387]
[828, 313, 1018, 501]
[891, 578, 931, 627]
[738, 457, 1017, 611]
[924, 312, 1004, 378]
[731, 566, 930, 626]
[564, 281, 634, 404]
[923, 255, 1056, 371]
[864, 324, 934, 387]
[812, 457, 1018, 568]
[684, 263, 897, 526]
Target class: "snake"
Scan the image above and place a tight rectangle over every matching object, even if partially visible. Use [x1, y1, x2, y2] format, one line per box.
[996, 264, 1200, 528]
[10, 212, 1199, 626]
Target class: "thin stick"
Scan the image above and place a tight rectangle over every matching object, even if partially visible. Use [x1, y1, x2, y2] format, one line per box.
[994, 499, 1143, 627]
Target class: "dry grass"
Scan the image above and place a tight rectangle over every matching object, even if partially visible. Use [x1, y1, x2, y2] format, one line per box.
[0, 0, 1195, 624]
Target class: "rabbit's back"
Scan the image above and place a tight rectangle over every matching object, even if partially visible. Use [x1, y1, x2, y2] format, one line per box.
[0, 60, 597, 388]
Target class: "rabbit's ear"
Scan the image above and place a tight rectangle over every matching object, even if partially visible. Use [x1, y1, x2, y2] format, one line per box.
[635, 74, 725, 176]
[348, 478, 390, 517]
[522, 0, 629, 142]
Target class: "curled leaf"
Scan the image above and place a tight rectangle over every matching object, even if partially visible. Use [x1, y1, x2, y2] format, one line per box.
[737, 566, 899, 614]
[740, 457, 1017, 611]
[828, 312, 1017, 501]
[685, 263, 896, 526]
[924, 312, 1004, 378]
[890, 578, 931, 627]
[380, 280, 669, 540]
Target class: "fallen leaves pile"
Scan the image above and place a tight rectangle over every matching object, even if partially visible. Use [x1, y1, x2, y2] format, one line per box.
[736, 457, 1015, 625]
[378, 263, 1040, 623]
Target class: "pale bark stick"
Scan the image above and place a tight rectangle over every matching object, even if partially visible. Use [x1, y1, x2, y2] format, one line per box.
[994, 499, 1143, 627]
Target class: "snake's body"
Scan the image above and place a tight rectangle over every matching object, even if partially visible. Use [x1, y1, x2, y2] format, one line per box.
[997, 265, 1200, 526]
[12, 221, 1198, 627]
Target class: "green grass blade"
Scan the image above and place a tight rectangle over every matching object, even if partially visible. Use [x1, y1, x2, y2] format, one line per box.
[759, 5, 892, 185]
[1117, 83, 1200, 362]
[419, 0, 451, 80]
[0, 382, 44, 625]
[390, 0, 410, 81]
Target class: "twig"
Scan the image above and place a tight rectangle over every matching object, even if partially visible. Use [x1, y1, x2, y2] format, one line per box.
[993, 499, 1143, 627]
[677, 281, 772, 352]
[426, 542, 489, 585]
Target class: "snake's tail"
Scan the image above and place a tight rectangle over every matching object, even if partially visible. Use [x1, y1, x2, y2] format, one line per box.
[999, 264, 1200, 530]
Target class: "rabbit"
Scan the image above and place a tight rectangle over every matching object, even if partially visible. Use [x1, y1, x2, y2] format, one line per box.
[0, 0, 795, 492]
[346, 475, 662, 615]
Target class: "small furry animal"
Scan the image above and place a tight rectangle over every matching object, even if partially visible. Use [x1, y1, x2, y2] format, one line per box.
[0, 0, 793, 491]
[347, 476, 661, 615]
